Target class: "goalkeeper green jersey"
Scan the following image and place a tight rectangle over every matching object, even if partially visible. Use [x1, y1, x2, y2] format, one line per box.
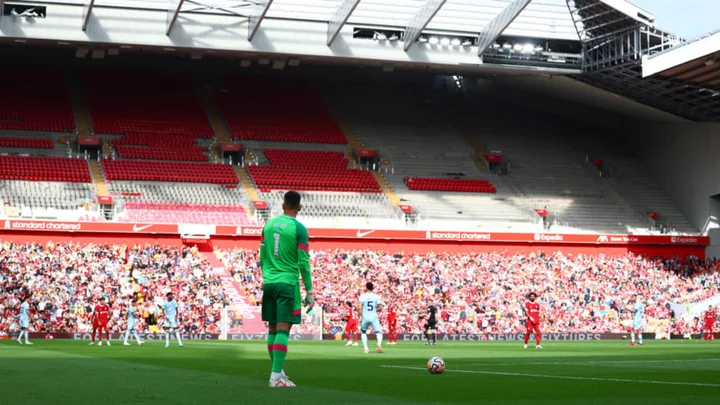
[259, 215, 312, 292]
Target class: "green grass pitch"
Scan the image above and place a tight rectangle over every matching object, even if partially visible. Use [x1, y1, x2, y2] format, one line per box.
[1, 339, 719, 404]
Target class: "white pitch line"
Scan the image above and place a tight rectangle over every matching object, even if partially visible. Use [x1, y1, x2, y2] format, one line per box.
[464, 358, 720, 366]
[381, 366, 720, 388]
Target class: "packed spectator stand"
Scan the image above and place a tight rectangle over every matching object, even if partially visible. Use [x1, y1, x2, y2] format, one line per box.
[220, 248, 719, 337]
[0, 243, 227, 335]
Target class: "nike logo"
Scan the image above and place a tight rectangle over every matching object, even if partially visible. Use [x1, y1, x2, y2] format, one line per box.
[133, 224, 153, 232]
[356, 230, 375, 238]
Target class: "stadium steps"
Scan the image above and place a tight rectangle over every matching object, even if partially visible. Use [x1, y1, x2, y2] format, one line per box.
[67, 73, 93, 138]
[234, 166, 260, 202]
[457, 123, 489, 174]
[372, 172, 401, 207]
[198, 84, 232, 162]
[88, 160, 109, 197]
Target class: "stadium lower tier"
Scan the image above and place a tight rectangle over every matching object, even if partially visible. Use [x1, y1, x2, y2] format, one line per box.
[117, 202, 258, 225]
[2, 243, 717, 336]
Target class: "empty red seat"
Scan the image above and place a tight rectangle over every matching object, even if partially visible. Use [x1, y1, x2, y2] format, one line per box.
[217, 78, 347, 144]
[0, 156, 91, 182]
[0, 68, 74, 132]
[404, 177, 496, 193]
[0, 137, 54, 149]
[247, 149, 380, 192]
[102, 160, 237, 184]
[84, 69, 213, 138]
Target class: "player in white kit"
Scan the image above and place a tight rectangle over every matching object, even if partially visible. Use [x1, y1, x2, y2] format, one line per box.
[123, 298, 144, 346]
[17, 296, 32, 345]
[161, 292, 183, 348]
[359, 282, 383, 354]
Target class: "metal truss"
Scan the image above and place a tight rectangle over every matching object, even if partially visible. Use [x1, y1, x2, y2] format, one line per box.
[403, 0, 446, 52]
[82, 0, 95, 31]
[166, 0, 185, 35]
[248, 0, 273, 41]
[578, 64, 720, 121]
[476, 0, 532, 56]
[327, 0, 361, 46]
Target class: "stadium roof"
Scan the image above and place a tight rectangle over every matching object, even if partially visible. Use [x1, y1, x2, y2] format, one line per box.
[643, 30, 720, 91]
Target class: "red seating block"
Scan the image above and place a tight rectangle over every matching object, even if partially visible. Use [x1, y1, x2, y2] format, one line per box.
[0, 69, 75, 132]
[404, 177, 496, 193]
[102, 160, 238, 184]
[247, 149, 380, 192]
[114, 145, 207, 162]
[217, 78, 347, 144]
[84, 70, 213, 138]
[0, 156, 91, 182]
[120, 202, 258, 226]
[0, 137, 54, 149]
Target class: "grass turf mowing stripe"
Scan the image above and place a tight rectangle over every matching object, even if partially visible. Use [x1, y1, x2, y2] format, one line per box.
[381, 366, 720, 388]
[464, 358, 720, 366]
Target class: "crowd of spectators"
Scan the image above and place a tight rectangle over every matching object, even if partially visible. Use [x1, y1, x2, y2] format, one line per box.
[3, 242, 719, 337]
[0, 241, 227, 335]
[222, 248, 719, 335]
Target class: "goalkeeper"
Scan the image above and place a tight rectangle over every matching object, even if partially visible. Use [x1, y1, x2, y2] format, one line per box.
[259, 190, 313, 388]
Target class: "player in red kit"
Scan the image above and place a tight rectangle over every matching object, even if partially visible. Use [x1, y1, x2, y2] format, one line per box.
[344, 301, 359, 347]
[89, 307, 100, 345]
[523, 292, 543, 349]
[703, 305, 716, 342]
[387, 305, 398, 345]
[94, 297, 112, 346]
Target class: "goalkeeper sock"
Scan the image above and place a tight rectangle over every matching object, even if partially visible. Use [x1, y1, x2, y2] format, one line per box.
[631, 333, 635, 343]
[267, 331, 277, 361]
[432, 332, 436, 344]
[361, 333, 369, 351]
[271, 330, 289, 373]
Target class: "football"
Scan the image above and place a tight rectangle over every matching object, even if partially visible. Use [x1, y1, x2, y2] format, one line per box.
[427, 357, 445, 374]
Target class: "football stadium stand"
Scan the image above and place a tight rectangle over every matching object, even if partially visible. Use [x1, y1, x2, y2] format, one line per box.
[216, 78, 347, 144]
[102, 160, 237, 184]
[247, 149, 380, 193]
[329, 84, 533, 231]
[0, 68, 75, 133]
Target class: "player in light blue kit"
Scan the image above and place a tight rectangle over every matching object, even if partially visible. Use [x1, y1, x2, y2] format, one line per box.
[161, 292, 183, 348]
[359, 282, 383, 354]
[17, 296, 32, 345]
[123, 298, 144, 346]
[629, 294, 644, 346]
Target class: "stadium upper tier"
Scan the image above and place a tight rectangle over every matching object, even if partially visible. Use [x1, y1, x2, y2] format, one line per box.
[247, 149, 380, 192]
[84, 70, 213, 138]
[117, 202, 257, 226]
[216, 78, 347, 144]
[0, 69, 75, 133]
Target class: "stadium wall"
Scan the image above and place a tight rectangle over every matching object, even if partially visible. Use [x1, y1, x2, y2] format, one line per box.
[0, 231, 705, 257]
[630, 123, 720, 256]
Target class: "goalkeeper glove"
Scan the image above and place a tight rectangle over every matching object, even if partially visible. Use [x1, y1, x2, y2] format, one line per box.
[303, 292, 314, 310]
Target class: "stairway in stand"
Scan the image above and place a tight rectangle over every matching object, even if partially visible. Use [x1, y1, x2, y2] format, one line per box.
[67, 72, 93, 138]
[198, 84, 232, 162]
[201, 251, 266, 334]
[88, 161, 109, 198]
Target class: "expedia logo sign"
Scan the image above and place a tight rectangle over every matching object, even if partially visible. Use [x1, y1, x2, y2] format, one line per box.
[597, 236, 609, 242]
[235, 227, 263, 236]
[671, 236, 697, 244]
[534, 234, 563, 241]
[429, 232, 491, 240]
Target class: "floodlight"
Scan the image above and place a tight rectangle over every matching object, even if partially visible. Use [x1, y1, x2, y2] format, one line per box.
[440, 38, 450, 46]
[503, 43, 512, 49]
[429, 37, 439, 45]
[513, 43, 523, 51]
[450, 38, 461, 47]
[462, 40, 473, 47]
[522, 44, 534, 53]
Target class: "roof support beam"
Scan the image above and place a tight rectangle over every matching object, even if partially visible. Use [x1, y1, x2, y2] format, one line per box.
[327, 0, 361, 46]
[248, 0, 273, 41]
[477, 0, 532, 56]
[166, 0, 185, 35]
[82, 0, 95, 31]
[403, 0, 446, 52]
